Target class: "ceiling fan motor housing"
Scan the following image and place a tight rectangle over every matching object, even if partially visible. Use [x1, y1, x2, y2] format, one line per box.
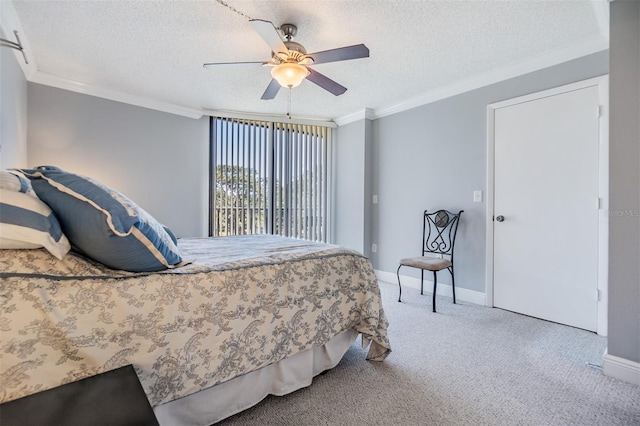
[280, 23, 297, 40]
[285, 41, 307, 55]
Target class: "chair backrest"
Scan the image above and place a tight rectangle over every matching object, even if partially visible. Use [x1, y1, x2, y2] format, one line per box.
[422, 209, 463, 260]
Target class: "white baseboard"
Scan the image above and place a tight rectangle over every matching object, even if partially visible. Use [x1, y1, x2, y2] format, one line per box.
[375, 270, 486, 306]
[603, 353, 640, 386]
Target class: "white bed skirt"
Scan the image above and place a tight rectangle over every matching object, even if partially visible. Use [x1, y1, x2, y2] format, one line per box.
[154, 329, 359, 425]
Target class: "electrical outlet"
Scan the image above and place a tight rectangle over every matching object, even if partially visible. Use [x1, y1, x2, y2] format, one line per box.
[372, 195, 378, 204]
[372, 243, 377, 253]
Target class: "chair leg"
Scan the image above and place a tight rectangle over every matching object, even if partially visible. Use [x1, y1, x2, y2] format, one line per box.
[432, 271, 437, 313]
[420, 269, 424, 295]
[449, 267, 456, 304]
[397, 265, 403, 302]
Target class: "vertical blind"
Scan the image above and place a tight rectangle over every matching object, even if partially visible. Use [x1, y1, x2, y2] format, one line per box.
[210, 117, 331, 242]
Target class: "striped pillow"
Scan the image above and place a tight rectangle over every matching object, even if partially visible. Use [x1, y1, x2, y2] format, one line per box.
[20, 166, 186, 272]
[0, 189, 71, 259]
[0, 170, 37, 196]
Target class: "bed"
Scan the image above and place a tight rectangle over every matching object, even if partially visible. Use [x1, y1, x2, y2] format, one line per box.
[0, 234, 390, 424]
[0, 166, 390, 424]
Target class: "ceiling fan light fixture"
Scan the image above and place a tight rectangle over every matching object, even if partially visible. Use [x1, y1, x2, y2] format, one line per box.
[271, 62, 309, 88]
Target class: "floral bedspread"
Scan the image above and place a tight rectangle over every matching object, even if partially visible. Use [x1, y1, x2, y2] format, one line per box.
[0, 235, 390, 406]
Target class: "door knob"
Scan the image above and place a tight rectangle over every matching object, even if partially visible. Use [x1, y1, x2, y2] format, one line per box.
[496, 215, 505, 222]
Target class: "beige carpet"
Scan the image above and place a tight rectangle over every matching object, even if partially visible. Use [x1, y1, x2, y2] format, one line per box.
[217, 281, 640, 425]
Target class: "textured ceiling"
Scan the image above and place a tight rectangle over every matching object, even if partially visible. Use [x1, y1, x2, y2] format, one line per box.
[9, 0, 606, 121]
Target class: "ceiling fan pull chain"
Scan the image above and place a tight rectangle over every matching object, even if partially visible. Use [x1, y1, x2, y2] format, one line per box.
[287, 88, 292, 120]
[213, 0, 254, 21]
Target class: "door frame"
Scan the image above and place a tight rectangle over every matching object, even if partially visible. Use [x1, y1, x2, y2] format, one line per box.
[485, 75, 609, 336]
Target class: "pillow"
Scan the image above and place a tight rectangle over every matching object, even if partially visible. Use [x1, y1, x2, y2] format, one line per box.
[20, 166, 186, 272]
[0, 188, 71, 259]
[0, 170, 37, 196]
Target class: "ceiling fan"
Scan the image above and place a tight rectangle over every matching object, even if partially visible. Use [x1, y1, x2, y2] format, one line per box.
[203, 19, 369, 100]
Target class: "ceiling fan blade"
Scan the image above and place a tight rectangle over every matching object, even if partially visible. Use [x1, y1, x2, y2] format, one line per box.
[261, 79, 281, 100]
[203, 61, 265, 68]
[308, 44, 369, 65]
[306, 68, 347, 96]
[250, 19, 288, 55]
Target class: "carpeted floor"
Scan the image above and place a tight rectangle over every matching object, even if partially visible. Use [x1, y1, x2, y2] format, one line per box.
[217, 280, 640, 425]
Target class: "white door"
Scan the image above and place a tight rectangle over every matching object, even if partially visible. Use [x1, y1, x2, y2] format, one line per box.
[493, 84, 600, 332]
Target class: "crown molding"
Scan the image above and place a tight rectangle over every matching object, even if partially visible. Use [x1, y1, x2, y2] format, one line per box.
[334, 108, 375, 126]
[334, 34, 609, 126]
[30, 72, 203, 119]
[42, 32, 606, 125]
[364, 107, 376, 121]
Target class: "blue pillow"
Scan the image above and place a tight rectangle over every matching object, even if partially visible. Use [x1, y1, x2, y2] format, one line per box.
[20, 166, 185, 272]
[0, 189, 71, 259]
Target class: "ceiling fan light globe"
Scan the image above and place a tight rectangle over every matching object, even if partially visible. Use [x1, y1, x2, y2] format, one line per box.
[271, 63, 308, 88]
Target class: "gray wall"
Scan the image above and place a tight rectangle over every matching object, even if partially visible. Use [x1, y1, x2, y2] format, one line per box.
[27, 84, 209, 238]
[367, 51, 609, 293]
[608, 0, 639, 364]
[0, 46, 28, 168]
[332, 118, 373, 255]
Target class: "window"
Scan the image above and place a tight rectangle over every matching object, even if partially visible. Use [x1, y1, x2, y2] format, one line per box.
[210, 117, 331, 242]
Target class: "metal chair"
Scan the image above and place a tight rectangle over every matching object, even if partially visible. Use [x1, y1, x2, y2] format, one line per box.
[397, 209, 463, 312]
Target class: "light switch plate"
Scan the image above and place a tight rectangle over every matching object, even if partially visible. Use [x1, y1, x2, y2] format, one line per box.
[473, 190, 483, 203]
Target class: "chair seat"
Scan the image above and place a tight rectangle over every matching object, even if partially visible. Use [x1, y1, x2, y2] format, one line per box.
[399, 256, 452, 271]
